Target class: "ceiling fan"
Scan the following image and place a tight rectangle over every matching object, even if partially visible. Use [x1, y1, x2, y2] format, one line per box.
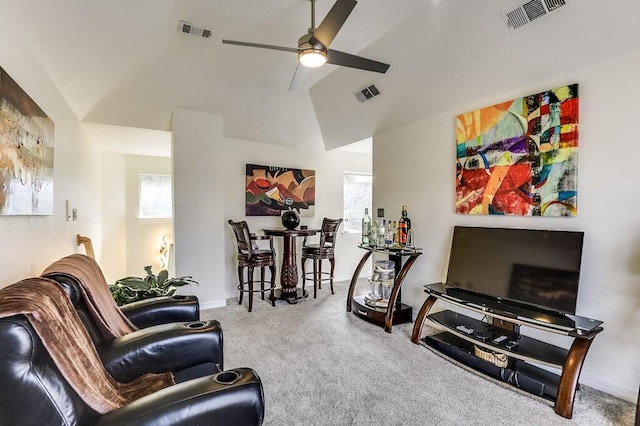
[222, 0, 390, 85]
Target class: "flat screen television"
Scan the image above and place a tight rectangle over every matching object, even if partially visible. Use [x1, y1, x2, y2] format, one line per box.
[444, 226, 584, 321]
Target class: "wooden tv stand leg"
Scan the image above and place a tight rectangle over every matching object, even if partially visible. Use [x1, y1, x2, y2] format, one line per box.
[411, 295, 437, 344]
[555, 334, 598, 419]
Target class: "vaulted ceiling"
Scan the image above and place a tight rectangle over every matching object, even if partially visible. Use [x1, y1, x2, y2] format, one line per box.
[4, 1, 639, 152]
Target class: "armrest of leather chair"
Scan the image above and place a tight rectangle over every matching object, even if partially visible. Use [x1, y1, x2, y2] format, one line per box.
[120, 295, 200, 328]
[98, 320, 224, 383]
[93, 368, 264, 426]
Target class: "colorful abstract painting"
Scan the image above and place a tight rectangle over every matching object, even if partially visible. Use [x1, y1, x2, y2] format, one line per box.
[245, 164, 315, 216]
[455, 84, 578, 216]
[0, 67, 54, 215]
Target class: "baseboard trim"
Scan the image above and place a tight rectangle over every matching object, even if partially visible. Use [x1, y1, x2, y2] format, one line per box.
[580, 372, 637, 403]
[200, 299, 227, 310]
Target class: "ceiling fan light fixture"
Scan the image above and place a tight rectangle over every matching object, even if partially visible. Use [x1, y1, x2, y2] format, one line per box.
[298, 48, 327, 68]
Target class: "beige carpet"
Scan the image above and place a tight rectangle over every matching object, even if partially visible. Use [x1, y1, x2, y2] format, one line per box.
[202, 281, 635, 426]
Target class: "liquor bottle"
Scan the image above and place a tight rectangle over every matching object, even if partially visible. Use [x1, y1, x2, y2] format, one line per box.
[378, 219, 386, 248]
[376, 209, 385, 247]
[398, 205, 411, 245]
[392, 221, 398, 245]
[361, 208, 371, 245]
[369, 214, 378, 247]
[385, 221, 393, 247]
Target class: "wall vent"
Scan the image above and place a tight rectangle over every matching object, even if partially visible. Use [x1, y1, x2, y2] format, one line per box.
[355, 84, 380, 102]
[178, 21, 212, 38]
[501, 0, 569, 31]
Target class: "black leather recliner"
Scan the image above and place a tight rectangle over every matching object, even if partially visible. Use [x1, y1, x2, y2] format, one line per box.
[44, 272, 224, 383]
[119, 293, 200, 328]
[0, 315, 264, 425]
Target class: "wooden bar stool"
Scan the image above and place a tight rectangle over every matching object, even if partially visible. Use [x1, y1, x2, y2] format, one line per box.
[228, 220, 276, 312]
[301, 218, 343, 298]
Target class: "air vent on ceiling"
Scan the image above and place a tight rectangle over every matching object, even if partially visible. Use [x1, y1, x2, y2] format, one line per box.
[355, 84, 380, 103]
[501, 0, 569, 31]
[178, 21, 211, 38]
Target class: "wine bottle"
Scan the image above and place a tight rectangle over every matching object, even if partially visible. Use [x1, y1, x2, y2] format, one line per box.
[399, 205, 411, 245]
[361, 208, 371, 245]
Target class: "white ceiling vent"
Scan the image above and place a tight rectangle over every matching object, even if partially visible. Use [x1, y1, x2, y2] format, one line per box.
[355, 84, 380, 103]
[501, 0, 570, 31]
[178, 21, 211, 38]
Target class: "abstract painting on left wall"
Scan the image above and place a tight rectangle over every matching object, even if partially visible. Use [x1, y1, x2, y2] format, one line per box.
[0, 67, 54, 215]
[246, 164, 315, 216]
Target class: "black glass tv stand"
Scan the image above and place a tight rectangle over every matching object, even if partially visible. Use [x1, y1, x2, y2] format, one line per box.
[411, 283, 604, 419]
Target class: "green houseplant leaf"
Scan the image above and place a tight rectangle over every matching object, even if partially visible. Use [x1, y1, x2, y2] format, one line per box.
[109, 265, 198, 306]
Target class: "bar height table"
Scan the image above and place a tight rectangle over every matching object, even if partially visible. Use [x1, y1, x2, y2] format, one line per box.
[263, 228, 317, 304]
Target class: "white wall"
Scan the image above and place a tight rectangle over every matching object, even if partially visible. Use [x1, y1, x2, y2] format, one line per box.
[124, 155, 173, 280]
[90, 124, 174, 284]
[0, 14, 102, 286]
[373, 51, 640, 402]
[99, 151, 127, 283]
[222, 138, 372, 300]
[96, 129, 371, 305]
[172, 109, 225, 306]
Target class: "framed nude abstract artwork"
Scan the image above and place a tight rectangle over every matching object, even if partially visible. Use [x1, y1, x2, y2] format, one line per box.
[455, 84, 578, 216]
[0, 67, 54, 215]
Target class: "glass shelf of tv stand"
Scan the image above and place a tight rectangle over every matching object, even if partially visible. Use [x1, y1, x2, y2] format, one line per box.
[422, 283, 603, 338]
[413, 285, 604, 419]
[426, 310, 568, 368]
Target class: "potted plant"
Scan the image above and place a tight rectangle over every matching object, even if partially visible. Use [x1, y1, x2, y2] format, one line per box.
[109, 265, 198, 306]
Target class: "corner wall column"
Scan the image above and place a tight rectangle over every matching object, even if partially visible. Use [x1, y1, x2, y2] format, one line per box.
[172, 109, 225, 304]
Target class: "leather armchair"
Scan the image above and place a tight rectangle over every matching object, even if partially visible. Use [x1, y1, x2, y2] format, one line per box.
[0, 316, 264, 426]
[44, 271, 223, 383]
[119, 294, 199, 328]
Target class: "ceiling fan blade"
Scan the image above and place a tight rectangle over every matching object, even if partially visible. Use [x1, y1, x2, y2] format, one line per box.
[222, 39, 298, 54]
[310, 0, 357, 48]
[289, 63, 311, 91]
[326, 49, 390, 73]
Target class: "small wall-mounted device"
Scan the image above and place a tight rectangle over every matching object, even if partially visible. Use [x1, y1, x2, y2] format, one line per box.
[66, 200, 78, 221]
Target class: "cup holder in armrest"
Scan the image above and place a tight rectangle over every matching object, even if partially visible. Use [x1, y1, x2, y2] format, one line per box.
[214, 371, 242, 385]
[187, 321, 207, 329]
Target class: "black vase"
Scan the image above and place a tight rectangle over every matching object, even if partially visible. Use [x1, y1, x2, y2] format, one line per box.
[281, 210, 300, 230]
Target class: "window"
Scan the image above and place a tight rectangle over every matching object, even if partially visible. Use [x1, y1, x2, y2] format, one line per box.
[343, 172, 372, 234]
[139, 174, 172, 219]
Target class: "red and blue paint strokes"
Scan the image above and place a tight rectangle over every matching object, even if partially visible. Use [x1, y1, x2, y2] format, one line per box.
[456, 84, 578, 216]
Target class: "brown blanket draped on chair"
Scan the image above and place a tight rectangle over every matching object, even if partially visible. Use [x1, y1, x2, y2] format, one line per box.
[41, 253, 137, 339]
[0, 278, 174, 414]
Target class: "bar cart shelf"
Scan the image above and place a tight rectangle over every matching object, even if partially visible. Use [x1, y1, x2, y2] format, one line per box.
[346, 244, 422, 333]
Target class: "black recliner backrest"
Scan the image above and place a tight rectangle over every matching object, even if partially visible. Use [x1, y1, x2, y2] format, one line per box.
[0, 316, 99, 425]
[43, 273, 110, 347]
